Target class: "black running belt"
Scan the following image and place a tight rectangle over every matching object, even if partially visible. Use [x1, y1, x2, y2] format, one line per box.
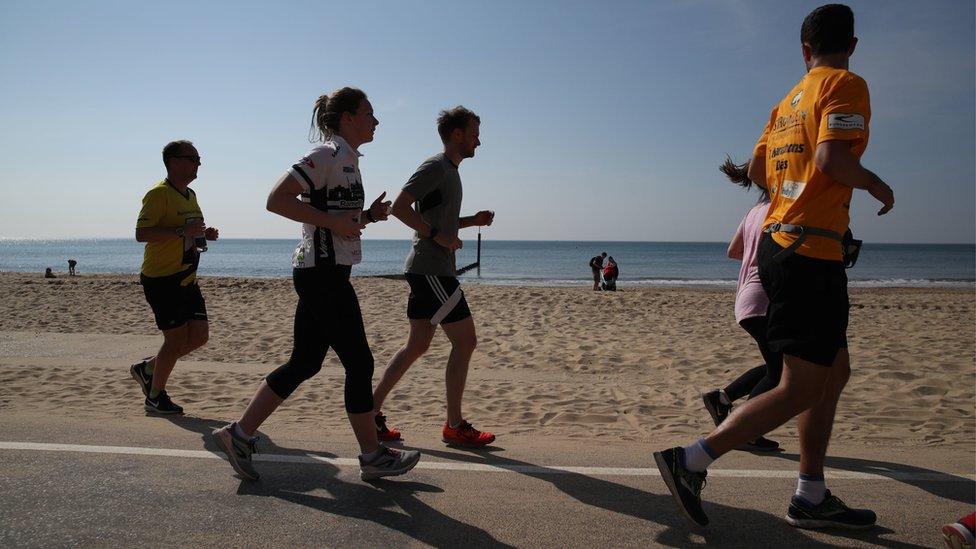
[764, 223, 844, 262]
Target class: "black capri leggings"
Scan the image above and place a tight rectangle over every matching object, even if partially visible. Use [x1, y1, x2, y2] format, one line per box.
[266, 265, 375, 414]
[723, 315, 784, 402]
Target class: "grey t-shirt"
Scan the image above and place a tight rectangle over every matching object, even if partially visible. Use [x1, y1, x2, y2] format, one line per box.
[403, 153, 462, 276]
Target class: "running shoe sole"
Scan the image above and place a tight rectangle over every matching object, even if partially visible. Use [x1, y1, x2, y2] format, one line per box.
[942, 523, 974, 549]
[653, 450, 708, 528]
[211, 428, 260, 481]
[442, 436, 495, 448]
[143, 403, 183, 415]
[785, 516, 876, 530]
[360, 451, 421, 481]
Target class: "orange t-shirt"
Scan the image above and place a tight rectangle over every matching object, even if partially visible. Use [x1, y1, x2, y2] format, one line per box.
[753, 66, 870, 261]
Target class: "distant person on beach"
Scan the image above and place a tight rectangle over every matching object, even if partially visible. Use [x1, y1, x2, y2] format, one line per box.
[370, 105, 497, 447]
[67, 259, 77, 276]
[655, 4, 894, 529]
[44, 267, 56, 278]
[130, 139, 219, 415]
[589, 252, 607, 290]
[601, 255, 618, 291]
[700, 157, 781, 452]
[211, 88, 419, 482]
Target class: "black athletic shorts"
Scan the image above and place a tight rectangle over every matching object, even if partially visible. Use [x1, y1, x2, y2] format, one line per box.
[757, 233, 848, 367]
[140, 274, 208, 331]
[405, 273, 471, 325]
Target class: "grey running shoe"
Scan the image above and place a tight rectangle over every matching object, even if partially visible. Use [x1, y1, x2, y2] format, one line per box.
[144, 390, 183, 415]
[211, 423, 260, 481]
[130, 359, 153, 398]
[654, 447, 709, 527]
[786, 490, 877, 530]
[702, 390, 732, 427]
[359, 445, 421, 481]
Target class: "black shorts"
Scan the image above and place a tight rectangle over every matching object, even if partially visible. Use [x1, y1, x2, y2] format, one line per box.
[757, 233, 848, 367]
[140, 274, 208, 331]
[405, 274, 471, 325]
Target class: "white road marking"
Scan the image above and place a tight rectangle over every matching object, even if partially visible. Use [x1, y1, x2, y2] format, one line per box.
[0, 441, 972, 482]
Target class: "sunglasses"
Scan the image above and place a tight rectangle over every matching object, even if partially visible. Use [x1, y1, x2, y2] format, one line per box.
[172, 155, 201, 162]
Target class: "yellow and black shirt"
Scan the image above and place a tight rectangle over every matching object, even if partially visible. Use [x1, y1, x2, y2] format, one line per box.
[136, 180, 203, 286]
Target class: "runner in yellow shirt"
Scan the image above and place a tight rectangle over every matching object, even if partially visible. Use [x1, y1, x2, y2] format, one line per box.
[130, 140, 219, 414]
[654, 4, 894, 529]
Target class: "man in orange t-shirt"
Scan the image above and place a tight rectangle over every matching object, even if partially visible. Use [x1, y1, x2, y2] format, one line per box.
[654, 4, 894, 529]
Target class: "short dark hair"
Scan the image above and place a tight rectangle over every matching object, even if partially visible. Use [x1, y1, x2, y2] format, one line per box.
[162, 139, 194, 168]
[437, 106, 480, 144]
[801, 4, 854, 56]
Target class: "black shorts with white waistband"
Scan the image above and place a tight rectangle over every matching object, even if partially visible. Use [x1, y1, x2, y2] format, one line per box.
[405, 273, 472, 325]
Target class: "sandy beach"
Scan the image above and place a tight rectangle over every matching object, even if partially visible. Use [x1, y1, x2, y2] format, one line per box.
[0, 272, 972, 449]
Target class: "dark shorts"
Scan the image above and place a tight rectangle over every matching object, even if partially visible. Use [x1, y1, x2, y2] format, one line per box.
[757, 233, 848, 367]
[405, 273, 471, 325]
[140, 274, 208, 331]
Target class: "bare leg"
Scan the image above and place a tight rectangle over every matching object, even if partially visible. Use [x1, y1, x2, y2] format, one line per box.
[237, 380, 284, 436]
[704, 354, 829, 456]
[797, 348, 850, 476]
[440, 316, 477, 426]
[372, 319, 435, 412]
[150, 324, 189, 393]
[348, 411, 380, 453]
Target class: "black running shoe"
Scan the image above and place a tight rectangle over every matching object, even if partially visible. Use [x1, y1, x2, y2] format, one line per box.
[144, 390, 183, 415]
[739, 436, 780, 452]
[653, 447, 709, 527]
[702, 390, 732, 427]
[786, 490, 877, 530]
[130, 358, 153, 398]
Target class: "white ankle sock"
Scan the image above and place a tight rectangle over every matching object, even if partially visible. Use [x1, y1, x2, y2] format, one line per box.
[682, 439, 717, 472]
[233, 423, 250, 439]
[795, 473, 827, 505]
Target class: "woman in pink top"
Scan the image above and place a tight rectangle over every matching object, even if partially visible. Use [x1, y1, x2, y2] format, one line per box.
[701, 157, 784, 452]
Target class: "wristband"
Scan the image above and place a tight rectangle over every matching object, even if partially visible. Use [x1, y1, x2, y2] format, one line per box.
[364, 210, 375, 223]
[428, 227, 438, 240]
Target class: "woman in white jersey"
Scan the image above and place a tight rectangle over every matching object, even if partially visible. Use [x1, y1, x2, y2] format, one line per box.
[212, 88, 420, 481]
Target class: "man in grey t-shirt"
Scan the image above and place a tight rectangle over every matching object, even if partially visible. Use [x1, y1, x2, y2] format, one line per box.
[371, 106, 496, 447]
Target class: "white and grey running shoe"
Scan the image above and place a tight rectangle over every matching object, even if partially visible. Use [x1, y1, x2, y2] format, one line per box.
[359, 445, 421, 481]
[211, 423, 260, 481]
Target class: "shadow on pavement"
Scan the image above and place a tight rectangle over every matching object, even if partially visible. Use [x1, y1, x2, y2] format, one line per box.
[768, 452, 976, 505]
[163, 414, 512, 549]
[419, 446, 925, 549]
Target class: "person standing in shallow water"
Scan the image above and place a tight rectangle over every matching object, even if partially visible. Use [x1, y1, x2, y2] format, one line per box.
[654, 3, 894, 529]
[589, 252, 606, 290]
[210, 88, 420, 482]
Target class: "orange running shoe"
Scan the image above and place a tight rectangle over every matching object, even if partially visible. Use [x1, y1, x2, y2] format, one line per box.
[442, 420, 495, 447]
[374, 411, 402, 441]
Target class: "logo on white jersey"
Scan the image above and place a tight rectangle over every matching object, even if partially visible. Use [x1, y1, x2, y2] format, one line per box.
[827, 113, 865, 130]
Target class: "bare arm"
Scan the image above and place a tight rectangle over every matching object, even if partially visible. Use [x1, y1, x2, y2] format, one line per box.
[391, 190, 462, 250]
[459, 210, 494, 229]
[727, 220, 745, 260]
[747, 155, 767, 191]
[815, 140, 894, 215]
[267, 173, 363, 237]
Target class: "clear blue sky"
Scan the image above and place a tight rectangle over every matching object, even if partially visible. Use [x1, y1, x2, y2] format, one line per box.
[1, 0, 973, 243]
